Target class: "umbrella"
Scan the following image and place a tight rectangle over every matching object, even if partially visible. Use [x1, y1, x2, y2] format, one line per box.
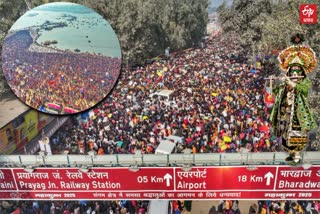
[219, 142, 227, 151]
[211, 92, 218, 97]
[142, 115, 149, 120]
[223, 135, 232, 143]
[224, 96, 233, 102]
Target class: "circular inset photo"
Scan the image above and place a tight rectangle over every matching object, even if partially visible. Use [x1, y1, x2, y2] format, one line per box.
[2, 2, 122, 115]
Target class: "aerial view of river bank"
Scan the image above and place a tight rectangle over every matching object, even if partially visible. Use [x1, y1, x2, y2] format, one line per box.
[1, 2, 122, 114]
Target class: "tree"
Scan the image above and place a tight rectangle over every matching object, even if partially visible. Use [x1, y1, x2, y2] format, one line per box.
[218, 0, 273, 59]
[0, 0, 28, 95]
[218, 0, 319, 63]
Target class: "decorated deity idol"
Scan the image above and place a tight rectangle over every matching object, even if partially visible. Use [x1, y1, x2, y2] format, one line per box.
[270, 34, 318, 163]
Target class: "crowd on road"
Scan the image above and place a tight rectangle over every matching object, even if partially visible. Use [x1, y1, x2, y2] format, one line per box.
[208, 200, 320, 214]
[2, 29, 121, 113]
[50, 32, 283, 155]
[1, 200, 319, 214]
[246, 200, 320, 214]
[0, 200, 149, 214]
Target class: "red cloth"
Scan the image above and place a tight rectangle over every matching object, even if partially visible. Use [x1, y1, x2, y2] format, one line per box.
[259, 125, 269, 133]
[11, 208, 20, 214]
[240, 133, 245, 139]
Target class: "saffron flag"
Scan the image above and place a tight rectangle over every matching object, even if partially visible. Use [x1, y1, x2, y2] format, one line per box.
[264, 88, 275, 108]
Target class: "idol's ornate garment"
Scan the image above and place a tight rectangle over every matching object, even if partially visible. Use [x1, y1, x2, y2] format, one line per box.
[270, 78, 317, 152]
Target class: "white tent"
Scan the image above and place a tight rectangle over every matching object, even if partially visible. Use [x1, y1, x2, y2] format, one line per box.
[155, 140, 176, 155]
[165, 135, 183, 144]
[149, 89, 174, 99]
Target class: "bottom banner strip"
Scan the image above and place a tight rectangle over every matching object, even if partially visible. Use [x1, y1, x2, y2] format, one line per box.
[0, 191, 318, 200]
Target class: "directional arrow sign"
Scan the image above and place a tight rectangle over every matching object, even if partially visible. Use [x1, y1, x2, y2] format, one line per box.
[163, 173, 173, 187]
[264, 172, 274, 186]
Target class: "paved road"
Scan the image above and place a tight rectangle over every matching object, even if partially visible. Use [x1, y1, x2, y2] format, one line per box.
[191, 200, 253, 214]
[0, 92, 29, 128]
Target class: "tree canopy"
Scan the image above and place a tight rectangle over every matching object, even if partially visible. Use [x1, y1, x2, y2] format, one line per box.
[217, 0, 320, 61]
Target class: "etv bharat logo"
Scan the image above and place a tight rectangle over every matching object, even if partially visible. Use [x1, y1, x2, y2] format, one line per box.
[300, 4, 317, 24]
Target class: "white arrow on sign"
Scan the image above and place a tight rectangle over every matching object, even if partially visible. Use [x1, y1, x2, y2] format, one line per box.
[163, 173, 173, 187]
[264, 172, 274, 186]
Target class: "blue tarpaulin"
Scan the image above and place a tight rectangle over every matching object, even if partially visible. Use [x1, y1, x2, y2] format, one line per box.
[81, 111, 89, 121]
[250, 68, 256, 73]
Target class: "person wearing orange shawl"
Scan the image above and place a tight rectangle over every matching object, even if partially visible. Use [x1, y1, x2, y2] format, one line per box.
[270, 34, 318, 163]
[97, 147, 104, 155]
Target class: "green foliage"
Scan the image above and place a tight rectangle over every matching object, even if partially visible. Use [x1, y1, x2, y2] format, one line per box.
[89, 0, 208, 65]
[0, 0, 28, 94]
[217, 0, 320, 57]
[218, 0, 272, 55]
[0, 0, 27, 48]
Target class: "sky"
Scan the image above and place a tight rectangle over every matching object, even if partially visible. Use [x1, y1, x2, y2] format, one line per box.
[210, 0, 233, 7]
